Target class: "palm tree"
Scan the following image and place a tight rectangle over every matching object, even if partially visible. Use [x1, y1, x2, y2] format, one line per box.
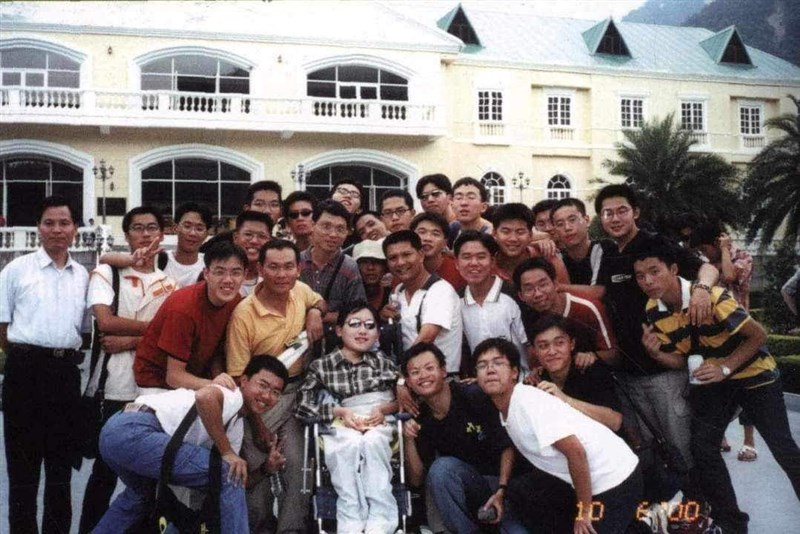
[602, 114, 742, 237]
[742, 95, 800, 248]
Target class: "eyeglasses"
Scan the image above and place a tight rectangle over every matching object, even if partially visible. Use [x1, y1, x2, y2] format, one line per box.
[475, 358, 511, 372]
[345, 318, 377, 330]
[251, 200, 282, 210]
[254, 379, 283, 397]
[129, 223, 161, 234]
[239, 230, 269, 242]
[334, 186, 361, 199]
[419, 189, 446, 202]
[601, 206, 632, 220]
[288, 209, 313, 220]
[178, 221, 208, 234]
[381, 207, 410, 219]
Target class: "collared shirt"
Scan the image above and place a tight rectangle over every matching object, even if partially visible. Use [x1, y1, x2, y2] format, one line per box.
[299, 248, 365, 314]
[0, 248, 89, 349]
[296, 348, 398, 423]
[462, 276, 528, 370]
[86, 265, 176, 400]
[226, 280, 323, 378]
[647, 276, 776, 382]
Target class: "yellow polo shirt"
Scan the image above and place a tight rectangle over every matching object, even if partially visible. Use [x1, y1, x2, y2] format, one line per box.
[226, 280, 322, 378]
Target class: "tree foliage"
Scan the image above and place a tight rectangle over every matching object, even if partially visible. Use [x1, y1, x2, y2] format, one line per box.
[602, 114, 742, 237]
[742, 95, 800, 249]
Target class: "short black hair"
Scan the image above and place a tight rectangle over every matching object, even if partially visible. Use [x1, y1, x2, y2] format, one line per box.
[492, 203, 533, 230]
[336, 299, 378, 328]
[632, 246, 677, 268]
[313, 199, 351, 226]
[531, 199, 558, 219]
[175, 202, 213, 228]
[246, 180, 282, 204]
[380, 189, 414, 212]
[473, 337, 521, 370]
[258, 238, 300, 265]
[283, 191, 317, 214]
[122, 206, 165, 233]
[236, 210, 274, 233]
[203, 240, 248, 269]
[242, 355, 289, 386]
[688, 221, 724, 248]
[401, 342, 446, 375]
[353, 210, 382, 230]
[452, 177, 488, 202]
[332, 178, 365, 203]
[512, 256, 557, 290]
[36, 195, 78, 225]
[528, 314, 576, 346]
[552, 197, 587, 217]
[416, 173, 453, 198]
[382, 229, 422, 255]
[453, 230, 499, 257]
[594, 183, 639, 215]
[410, 212, 449, 239]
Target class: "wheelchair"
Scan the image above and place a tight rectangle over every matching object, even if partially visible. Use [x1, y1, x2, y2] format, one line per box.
[300, 412, 413, 534]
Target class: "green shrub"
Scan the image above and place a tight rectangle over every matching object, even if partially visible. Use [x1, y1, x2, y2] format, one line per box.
[760, 243, 798, 332]
[777, 355, 800, 394]
[768, 335, 800, 357]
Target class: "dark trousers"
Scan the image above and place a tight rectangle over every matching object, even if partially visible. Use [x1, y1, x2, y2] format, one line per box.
[2, 347, 81, 534]
[689, 375, 800, 534]
[507, 463, 643, 533]
[77, 399, 128, 534]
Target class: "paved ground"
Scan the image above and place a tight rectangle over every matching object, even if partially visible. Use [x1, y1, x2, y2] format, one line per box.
[1, 366, 799, 532]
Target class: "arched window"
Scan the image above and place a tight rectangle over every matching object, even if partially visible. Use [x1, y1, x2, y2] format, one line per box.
[307, 65, 408, 119]
[141, 158, 251, 227]
[306, 165, 407, 211]
[481, 172, 505, 205]
[140, 54, 250, 113]
[0, 47, 80, 89]
[546, 174, 571, 200]
[1, 156, 82, 226]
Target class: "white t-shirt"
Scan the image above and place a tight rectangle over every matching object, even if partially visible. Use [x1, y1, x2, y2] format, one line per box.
[503, 383, 638, 495]
[163, 250, 204, 289]
[136, 385, 245, 452]
[394, 278, 463, 373]
[86, 265, 176, 401]
[239, 276, 260, 297]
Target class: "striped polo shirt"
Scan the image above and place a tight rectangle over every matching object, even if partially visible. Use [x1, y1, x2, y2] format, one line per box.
[646, 277, 776, 382]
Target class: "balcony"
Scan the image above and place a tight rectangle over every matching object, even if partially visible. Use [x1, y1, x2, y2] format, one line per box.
[684, 130, 708, 145]
[473, 121, 508, 145]
[741, 134, 766, 150]
[548, 126, 575, 141]
[0, 226, 112, 252]
[0, 87, 444, 137]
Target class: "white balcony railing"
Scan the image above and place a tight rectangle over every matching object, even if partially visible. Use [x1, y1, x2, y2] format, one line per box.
[548, 126, 575, 141]
[1, 87, 442, 135]
[741, 134, 766, 150]
[0, 226, 113, 252]
[476, 121, 506, 137]
[685, 131, 708, 145]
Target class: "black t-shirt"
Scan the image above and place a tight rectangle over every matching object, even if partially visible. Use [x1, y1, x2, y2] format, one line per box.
[416, 382, 511, 476]
[597, 230, 703, 375]
[562, 239, 614, 286]
[542, 363, 621, 414]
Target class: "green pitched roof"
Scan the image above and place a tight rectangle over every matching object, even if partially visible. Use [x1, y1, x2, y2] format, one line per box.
[700, 25, 752, 65]
[436, 3, 481, 46]
[582, 17, 630, 56]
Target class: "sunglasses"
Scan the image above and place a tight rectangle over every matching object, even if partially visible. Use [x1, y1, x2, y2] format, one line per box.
[288, 209, 313, 219]
[345, 318, 377, 330]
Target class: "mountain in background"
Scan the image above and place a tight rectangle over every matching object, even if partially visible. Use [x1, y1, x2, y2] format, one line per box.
[625, 0, 799, 67]
[623, 0, 706, 25]
[685, 0, 800, 67]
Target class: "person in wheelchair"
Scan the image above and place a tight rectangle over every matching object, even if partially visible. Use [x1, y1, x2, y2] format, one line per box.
[296, 300, 400, 534]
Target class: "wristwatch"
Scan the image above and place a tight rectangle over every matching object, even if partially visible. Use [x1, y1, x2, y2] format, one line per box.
[720, 365, 731, 377]
[693, 282, 712, 293]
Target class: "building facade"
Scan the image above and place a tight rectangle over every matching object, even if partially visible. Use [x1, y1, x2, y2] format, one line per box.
[2, 1, 799, 240]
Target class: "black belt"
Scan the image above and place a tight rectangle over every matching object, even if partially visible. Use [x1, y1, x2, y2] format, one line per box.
[8, 343, 84, 365]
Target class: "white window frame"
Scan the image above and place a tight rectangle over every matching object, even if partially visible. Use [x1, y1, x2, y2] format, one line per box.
[547, 94, 572, 127]
[546, 174, 572, 200]
[738, 100, 765, 150]
[679, 96, 709, 146]
[619, 95, 646, 130]
[0, 38, 87, 89]
[544, 89, 576, 141]
[477, 89, 503, 122]
[480, 171, 507, 206]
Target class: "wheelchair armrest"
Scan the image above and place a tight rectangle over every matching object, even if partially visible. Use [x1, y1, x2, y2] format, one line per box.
[298, 415, 322, 426]
[394, 412, 413, 422]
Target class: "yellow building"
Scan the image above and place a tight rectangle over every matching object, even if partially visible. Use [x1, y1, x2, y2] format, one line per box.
[2, 1, 799, 239]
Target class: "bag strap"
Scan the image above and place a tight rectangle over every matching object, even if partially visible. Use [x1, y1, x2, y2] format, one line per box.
[88, 266, 120, 398]
[158, 405, 199, 490]
[322, 253, 346, 301]
[157, 251, 169, 271]
[397, 274, 441, 333]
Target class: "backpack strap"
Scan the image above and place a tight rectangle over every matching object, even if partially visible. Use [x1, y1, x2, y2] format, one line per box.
[415, 274, 441, 332]
[87, 266, 120, 399]
[157, 251, 169, 271]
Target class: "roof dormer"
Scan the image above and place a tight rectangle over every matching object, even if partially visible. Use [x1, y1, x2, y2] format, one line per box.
[700, 25, 752, 66]
[438, 3, 481, 47]
[582, 17, 630, 57]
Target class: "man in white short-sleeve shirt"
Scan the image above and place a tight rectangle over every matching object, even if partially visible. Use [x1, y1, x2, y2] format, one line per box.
[79, 206, 177, 533]
[92, 356, 289, 534]
[475, 338, 641, 534]
[382, 230, 463, 374]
